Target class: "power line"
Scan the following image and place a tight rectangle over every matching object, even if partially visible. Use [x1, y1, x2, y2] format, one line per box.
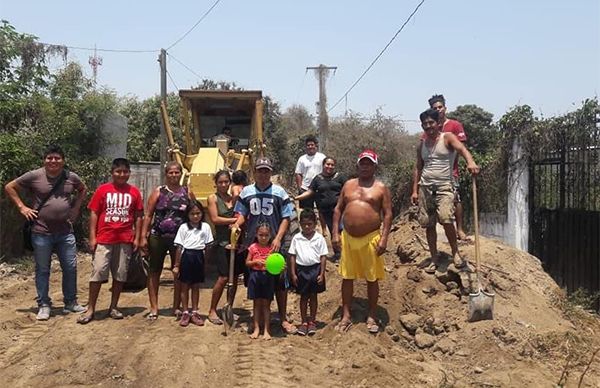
[166, 52, 203, 80]
[35, 0, 224, 54]
[295, 69, 309, 103]
[166, 0, 223, 50]
[167, 52, 204, 80]
[39, 41, 158, 53]
[166, 70, 179, 91]
[328, 0, 426, 113]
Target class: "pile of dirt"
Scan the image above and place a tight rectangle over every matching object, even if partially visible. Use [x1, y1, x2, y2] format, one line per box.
[0, 215, 599, 387]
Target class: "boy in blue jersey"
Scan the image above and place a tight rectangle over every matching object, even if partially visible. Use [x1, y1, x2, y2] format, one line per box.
[233, 157, 297, 334]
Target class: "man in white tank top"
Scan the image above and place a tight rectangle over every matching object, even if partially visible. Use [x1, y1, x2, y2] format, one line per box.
[411, 109, 479, 273]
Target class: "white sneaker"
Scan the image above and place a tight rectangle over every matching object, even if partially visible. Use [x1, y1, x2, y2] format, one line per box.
[36, 306, 51, 321]
[63, 303, 87, 314]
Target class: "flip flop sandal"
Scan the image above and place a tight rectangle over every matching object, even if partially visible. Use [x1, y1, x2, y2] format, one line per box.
[208, 316, 224, 325]
[366, 318, 380, 334]
[424, 262, 437, 274]
[77, 314, 94, 325]
[282, 321, 298, 335]
[335, 320, 353, 333]
[146, 312, 158, 321]
[453, 254, 466, 268]
[108, 309, 124, 320]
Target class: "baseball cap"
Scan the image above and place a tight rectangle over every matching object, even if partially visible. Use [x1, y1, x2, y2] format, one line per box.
[357, 150, 378, 165]
[254, 157, 273, 170]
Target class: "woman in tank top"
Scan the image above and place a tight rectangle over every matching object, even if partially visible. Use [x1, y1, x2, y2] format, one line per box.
[206, 170, 242, 325]
[140, 161, 195, 320]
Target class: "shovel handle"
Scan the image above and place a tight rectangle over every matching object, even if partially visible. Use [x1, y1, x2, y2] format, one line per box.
[227, 229, 238, 286]
[472, 177, 481, 276]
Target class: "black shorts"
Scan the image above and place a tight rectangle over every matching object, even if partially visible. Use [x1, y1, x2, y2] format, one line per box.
[215, 243, 246, 278]
[179, 249, 205, 285]
[298, 189, 315, 210]
[147, 235, 176, 274]
[295, 263, 325, 295]
[247, 270, 275, 300]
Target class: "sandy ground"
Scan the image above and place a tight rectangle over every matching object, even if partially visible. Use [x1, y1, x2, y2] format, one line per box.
[1, 215, 599, 387]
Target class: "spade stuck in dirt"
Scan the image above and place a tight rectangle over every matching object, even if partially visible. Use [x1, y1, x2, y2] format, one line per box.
[468, 177, 495, 322]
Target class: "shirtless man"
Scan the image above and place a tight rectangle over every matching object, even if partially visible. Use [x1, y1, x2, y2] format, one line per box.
[331, 150, 392, 334]
[412, 108, 479, 273]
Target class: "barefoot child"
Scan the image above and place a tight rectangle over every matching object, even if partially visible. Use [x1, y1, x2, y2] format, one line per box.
[172, 200, 213, 327]
[246, 223, 276, 340]
[289, 209, 328, 336]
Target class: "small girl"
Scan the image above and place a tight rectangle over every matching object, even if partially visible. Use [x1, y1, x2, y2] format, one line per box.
[173, 200, 213, 327]
[246, 223, 275, 340]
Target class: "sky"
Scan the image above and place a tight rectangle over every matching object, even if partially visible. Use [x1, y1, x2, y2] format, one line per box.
[2, 0, 599, 133]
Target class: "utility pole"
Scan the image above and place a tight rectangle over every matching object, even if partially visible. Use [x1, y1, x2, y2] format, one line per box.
[88, 45, 103, 86]
[158, 49, 167, 181]
[306, 64, 337, 153]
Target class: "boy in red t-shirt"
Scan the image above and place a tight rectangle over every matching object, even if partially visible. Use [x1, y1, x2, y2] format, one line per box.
[77, 158, 144, 324]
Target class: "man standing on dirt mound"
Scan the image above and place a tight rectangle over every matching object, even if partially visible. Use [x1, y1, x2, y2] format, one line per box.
[4, 145, 88, 320]
[427, 94, 469, 240]
[331, 150, 392, 334]
[412, 109, 479, 274]
[295, 135, 326, 210]
[232, 157, 298, 335]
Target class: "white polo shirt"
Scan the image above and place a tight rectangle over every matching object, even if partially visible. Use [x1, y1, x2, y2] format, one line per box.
[295, 152, 326, 190]
[289, 231, 329, 266]
[174, 222, 214, 250]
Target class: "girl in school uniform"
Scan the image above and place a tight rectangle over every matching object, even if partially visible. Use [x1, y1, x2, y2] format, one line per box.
[173, 200, 213, 327]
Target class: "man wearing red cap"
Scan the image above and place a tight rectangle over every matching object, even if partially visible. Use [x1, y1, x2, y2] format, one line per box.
[331, 150, 392, 334]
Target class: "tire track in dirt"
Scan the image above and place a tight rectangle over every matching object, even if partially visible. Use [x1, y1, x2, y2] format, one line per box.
[0, 315, 52, 367]
[232, 293, 336, 388]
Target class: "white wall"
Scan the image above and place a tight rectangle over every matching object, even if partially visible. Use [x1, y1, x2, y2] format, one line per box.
[479, 137, 529, 251]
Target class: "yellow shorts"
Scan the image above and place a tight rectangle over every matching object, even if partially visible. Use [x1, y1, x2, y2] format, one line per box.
[339, 230, 385, 282]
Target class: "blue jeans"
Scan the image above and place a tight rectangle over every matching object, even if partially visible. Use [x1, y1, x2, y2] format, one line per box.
[31, 232, 78, 307]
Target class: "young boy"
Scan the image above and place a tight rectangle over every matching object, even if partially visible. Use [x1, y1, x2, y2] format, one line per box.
[77, 158, 144, 324]
[289, 209, 328, 336]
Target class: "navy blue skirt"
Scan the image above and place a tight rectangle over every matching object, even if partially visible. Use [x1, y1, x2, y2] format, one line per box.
[247, 270, 275, 300]
[179, 249, 205, 285]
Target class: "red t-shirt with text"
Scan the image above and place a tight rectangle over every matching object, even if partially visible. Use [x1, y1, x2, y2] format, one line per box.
[88, 183, 144, 244]
[421, 119, 467, 177]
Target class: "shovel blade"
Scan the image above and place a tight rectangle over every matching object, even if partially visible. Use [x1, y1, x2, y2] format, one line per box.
[468, 290, 495, 322]
[222, 303, 234, 327]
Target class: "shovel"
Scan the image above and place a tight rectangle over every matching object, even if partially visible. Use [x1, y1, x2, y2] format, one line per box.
[221, 228, 238, 335]
[468, 176, 495, 322]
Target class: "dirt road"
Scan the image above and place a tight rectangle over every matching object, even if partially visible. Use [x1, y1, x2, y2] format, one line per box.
[1, 218, 599, 387]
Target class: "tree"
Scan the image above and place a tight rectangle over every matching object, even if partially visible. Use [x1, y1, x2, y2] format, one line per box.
[120, 93, 180, 162]
[448, 104, 498, 155]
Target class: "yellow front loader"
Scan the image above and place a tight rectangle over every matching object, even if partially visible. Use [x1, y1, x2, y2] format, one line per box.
[160, 90, 266, 204]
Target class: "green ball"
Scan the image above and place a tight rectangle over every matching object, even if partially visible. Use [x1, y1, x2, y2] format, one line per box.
[265, 253, 286, 275]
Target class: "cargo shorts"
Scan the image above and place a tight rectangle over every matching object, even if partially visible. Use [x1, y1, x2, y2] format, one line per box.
[90, 243, 131, 283]
[417, 184, 455, 228]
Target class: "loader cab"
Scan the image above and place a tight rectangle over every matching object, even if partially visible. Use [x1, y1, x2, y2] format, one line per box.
[175, 90, 265, 204]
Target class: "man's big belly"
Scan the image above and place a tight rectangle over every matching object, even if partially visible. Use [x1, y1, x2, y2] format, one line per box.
[343, 201, 381, 237]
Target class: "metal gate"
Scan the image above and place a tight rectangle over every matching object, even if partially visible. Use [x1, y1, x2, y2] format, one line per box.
[529, 112, 600, 309]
